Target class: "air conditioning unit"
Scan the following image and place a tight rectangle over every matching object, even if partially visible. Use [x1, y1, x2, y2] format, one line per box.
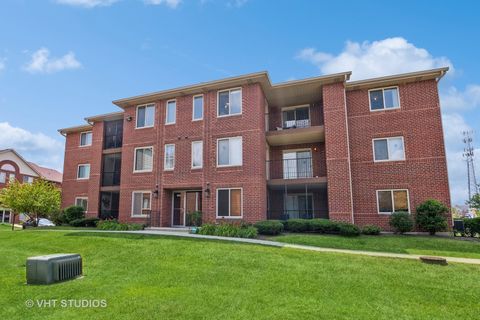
[26, 254, 82, 285]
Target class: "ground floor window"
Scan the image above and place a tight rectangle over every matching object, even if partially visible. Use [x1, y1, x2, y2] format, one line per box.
[216, 188, 242, 218]
[376, 189, 409, 214]
[0, 209, 11, 223]
[132, 191, 151, 217]
[75, 197, 88, 212]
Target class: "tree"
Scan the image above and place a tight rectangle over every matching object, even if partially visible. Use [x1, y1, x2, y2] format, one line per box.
[0, 179, 61, 230]
[415, 199, 449, 235]
[467, 193, 480, 210]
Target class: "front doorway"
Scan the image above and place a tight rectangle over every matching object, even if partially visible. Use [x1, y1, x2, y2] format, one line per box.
[172, 191, 202, 227]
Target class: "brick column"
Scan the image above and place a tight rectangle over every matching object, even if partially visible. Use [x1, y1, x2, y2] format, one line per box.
[323, 83, 354, 223]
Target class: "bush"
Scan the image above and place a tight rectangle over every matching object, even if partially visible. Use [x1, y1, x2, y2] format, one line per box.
[464, 217, 480, 237]
[309, 219, 340, 233]
[97, 219, 144, 231]
[284, 219, 310, 232]
[254, 220, 284, 235]
[198, 223, 257, 238]
[48, 210, 65, 225]
[389, 212, 414, 234]
[338, 223, 361, 237]
[415, 199, 449, 235]
[186, 211, 202, 227]
[63, 206, 85, 223]
[361, 225, 381, 235]
[69, 217, 100, 227]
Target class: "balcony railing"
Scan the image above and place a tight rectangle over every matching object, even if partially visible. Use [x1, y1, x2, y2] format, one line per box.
[267, 157, 313, 180]
[282, 119, 310, 129]
[267, 210, 324, 220]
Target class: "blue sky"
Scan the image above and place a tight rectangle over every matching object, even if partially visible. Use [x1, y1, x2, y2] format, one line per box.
[0, 0, 479, 206]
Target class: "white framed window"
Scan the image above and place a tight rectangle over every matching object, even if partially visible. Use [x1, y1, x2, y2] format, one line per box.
[281, 105, 310, 129]
[9, 173, 15, 183]
[216, 188, 242, 218]
[376, 189, 410, 214]
[131, 191, 151, 217]
[136, 104, 155, 128]
[79, 131, 92, 146]
[191, 141, 203, 169]
[164, 144, 175, 170]
[217, 136, 242, 167]
[369, 87, 400, 111]
[373, 137, 405, 162]
[23, 176, 34, 184]
[193, 95, 204, 121]
[134, 147, 153, 172]
[75, 197, 88, 212]
[0, 172, 5, 184]
[166, 100, 176, 124]
[77, 164, 90, 180]
[217, 88, 242, 117]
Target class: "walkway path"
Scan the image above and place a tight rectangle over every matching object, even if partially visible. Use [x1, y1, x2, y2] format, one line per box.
[36, 228, 480, 266]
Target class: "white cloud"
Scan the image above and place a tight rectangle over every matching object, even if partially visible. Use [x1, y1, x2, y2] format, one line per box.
[0, 122, 64, 171]
[441, 85, 480, 111]
[24, 48, 81, 74]
[144, 0, 181, 8]
[297, 37, 453, 80]
[55, 0, 118, 8]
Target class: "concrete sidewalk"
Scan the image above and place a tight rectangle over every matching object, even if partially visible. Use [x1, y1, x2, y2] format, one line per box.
[35, 228, 480, 266]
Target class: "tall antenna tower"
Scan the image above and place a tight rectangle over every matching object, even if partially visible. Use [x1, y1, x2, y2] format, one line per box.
[463, 131, 479, 202]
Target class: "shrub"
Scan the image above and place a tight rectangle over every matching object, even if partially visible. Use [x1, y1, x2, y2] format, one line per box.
[284, 219, 310, 232]
[338, 223, 361, 237]
[63, 206, 85, 223]
[186, 211, 202, 227]
[198, 223, 257, 238]
[361, 225, 381, 235]
[254, 220, 284, 235]
[309, 219, 340, 233]
[97, 219, 143, 231]
[48, 210, 65, 225]
[69, 217, 99, 227]
[389, 212, 414, 234]
[415, 199, 449, 235]
[464, 217, 480, 237]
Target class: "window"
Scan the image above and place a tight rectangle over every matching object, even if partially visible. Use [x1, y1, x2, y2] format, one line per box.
[164, 144, 175, 170]
[9, 173, 15, 183]
[217, 188, 242, 218]
[282, 150, 312, 179]
[377, 190, 409, 214]
[80, 131, 92, 146]
[166, 100, 176, 124]
[104, 119, 123, 149]
[369, 87, 400, 111]
[192, 141, 203, 169]
[75, 197, 88, 212]
[131, 191, 151, 217]
[23, 176, 34, 184]
[193, 95, 204, 121]
[102, 153, 121, 186]
[218, 88, 242, 117]
[77, 164, 90, 180]
[217, 137, 242, 166]
[373, 137, 405, 161]
[136, 104, 155, 128]
[0, 172, 5, 183]
[134, 147, 153, 172]
[282, 106, 310, 128]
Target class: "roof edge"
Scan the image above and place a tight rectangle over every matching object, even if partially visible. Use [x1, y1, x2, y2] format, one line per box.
[58, 124, 93, 135]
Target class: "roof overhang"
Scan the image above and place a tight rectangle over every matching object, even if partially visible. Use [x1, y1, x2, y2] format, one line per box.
[346, 67, 449, 91]
[85, 111, 124, 123]
[58, 124, 93, 136]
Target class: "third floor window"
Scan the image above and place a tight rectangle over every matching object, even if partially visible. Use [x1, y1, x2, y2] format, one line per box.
[136, 104, 155, 128]
[218, 88, 242, 117]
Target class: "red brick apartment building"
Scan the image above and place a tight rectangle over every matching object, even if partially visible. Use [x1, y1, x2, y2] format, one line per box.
[59, 68, 451, 230]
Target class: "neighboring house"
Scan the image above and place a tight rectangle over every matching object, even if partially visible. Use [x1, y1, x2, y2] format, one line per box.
[0, 149, 62, 223]
[59, 67, 451, 230]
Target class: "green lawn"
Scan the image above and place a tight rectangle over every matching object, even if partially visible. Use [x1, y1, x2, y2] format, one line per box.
[270, 233, 480, 259]
[1, 225, 479, 319]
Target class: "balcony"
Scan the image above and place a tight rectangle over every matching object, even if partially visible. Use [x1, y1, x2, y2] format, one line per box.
[267, 157, 326, 186]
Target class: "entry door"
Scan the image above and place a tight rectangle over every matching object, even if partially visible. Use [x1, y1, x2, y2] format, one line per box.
[283, 152, 297, 179]
[172, 192, 184, 226]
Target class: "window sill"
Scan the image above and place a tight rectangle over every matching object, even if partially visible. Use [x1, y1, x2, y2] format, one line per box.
[135, 125, 155, 130]
[216, 164, 243, 168]
[216, 113, 242, 118]
[133, 170, 153, 174]
[131, 215, 149, 218]
[216, 216, 243, 219]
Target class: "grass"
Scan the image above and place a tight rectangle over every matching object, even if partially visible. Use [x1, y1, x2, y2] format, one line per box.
[1, 224, 479, 319]
[270, 233, 480, 259]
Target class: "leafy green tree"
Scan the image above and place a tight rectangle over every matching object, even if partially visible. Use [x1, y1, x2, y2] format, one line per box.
[0, 179, 61, 230]
[467, 193, 480, 210]
[415, 199, 449, 235]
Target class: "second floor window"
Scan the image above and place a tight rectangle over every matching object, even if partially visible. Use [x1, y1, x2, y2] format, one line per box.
[166, 100, 176, 124]
[164, 144, 175, 170]
[217, 137, 242, 166]
[369, 87, 400, 111]
[193, 95, 203, 120]
[192, 141, 203, 169]
[136, 104, 155, 128]
[77, 164, 90, 180]
[373, 137, 405, 162]
[80, 131, 92, 146]
[134, 147, 153, 172]
[218, 88, 242, 117]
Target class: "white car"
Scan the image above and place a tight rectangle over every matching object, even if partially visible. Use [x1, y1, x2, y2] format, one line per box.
[37, 218, 56, 227]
